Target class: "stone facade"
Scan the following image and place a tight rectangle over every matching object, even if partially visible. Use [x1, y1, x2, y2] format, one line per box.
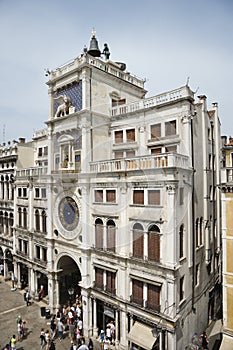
[0, 33, 222, 349]
[219, 136, 233, 349]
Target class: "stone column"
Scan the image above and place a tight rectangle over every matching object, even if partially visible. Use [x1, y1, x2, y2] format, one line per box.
[115, 309, 119, 348]
[93, 298, 98, 337]
[120, 310, 128, 349]
[166, 184, 176, 267]
[81, 288, 89, 338]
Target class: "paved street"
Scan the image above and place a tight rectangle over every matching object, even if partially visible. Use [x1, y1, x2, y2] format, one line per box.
[0, 277, 102, 350]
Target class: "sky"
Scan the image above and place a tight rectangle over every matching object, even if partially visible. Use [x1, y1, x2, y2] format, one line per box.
[0, 0, 233, 143]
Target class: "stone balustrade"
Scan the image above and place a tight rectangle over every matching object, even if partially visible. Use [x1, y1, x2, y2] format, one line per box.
[90, 153, 190, 174]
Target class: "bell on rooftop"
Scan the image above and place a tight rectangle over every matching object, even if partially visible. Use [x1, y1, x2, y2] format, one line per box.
[88, 29, 101, 57]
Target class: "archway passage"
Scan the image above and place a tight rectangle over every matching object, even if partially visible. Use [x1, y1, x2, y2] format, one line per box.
[57, 255, 81, 306]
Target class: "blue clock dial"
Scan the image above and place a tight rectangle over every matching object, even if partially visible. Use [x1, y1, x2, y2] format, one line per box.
[59, 196, 79, 231]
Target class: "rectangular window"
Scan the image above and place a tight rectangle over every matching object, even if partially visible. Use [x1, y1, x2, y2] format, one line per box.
[179, 225, 184, 259]
[18, 188, 22, 197]
[195, 264, 200, 286]
[148, 190, 160, 205]
[147, 284, 161, 312]
[24, 241, 28, 255]
[23, 188, 27, 198]
[133, 190, 144, 205]
[179, 276, 184, 302]
[38, 147, 43, 157]
[41, 188, 46, 198]
[44, 146, 48, 156]
[75, 152, 81, 171]
[165, 120, 176, 136]
[132, 279, 143, 306]
[126, 150, 135, 158]
[112, 98, 126, 107]
[35, 188, 40, 198]
[55, 156, 60, 164]
[95, 268, 104, 289]
[36, 246, 40, 259]
[151, 147, 162, 155]
[126, 129, 135, 142]
[95, 190, 103, 203]
[106, 271, 116, 294]
[165, 145, 177, 153]
[151, 124, 161, 139]
[115, 151, 124, 159]
[42, 247, 47, 261]
[115, 130, 123, 144]
[18, 238, 22, 251]
[106, 190, 116, 203]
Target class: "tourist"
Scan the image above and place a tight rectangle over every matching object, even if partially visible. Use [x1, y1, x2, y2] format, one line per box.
[10, 335, 17, 350]
[40, 328, 46, 348]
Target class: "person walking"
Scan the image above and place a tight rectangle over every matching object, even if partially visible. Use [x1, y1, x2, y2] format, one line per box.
[22, 319, 27, 338]
[40, 328, 47, 348]
[45, 329, 51, 350]
[200, 331, 209, 349]
[50, 315, 57, 339]
[57, 318, 64, 341]
[17, 320, 23, 341]
[25, 289, 31, 306]
[88, 338, 94, 350]
[10, 335, 17, 350]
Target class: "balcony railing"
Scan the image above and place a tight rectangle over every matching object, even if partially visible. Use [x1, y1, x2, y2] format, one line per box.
[50, 54, 145, 89]
[111, 85, 194, 117]
[16, 167, 48, 178]
[90, 153, 190, 174]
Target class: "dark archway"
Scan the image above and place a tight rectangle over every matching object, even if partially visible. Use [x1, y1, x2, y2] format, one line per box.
[57, 255, 82, 306]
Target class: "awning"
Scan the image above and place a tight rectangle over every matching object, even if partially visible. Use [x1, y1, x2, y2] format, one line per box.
[219, 335, 233, 350]
[127, 321, 156, 350]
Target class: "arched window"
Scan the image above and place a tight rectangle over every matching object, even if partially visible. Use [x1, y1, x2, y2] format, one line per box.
[133, 223, 144, 258]
[23, 208, 27, 229]
[35, 209, 40, 232]
[107, 220, 116, 252]
[148, 224, 160, 262]
[18, 207, 22, 227]
[179, 224, 184, 259]
[95, 218, 103, 249]
[42, 210, 47, 233]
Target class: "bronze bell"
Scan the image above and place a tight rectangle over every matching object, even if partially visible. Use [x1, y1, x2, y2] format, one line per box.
[88, 30, 101, 57]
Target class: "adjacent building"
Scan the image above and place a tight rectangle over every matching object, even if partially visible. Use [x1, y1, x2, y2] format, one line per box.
[0, 32, 223, 349]
[219, 136, 233, 349]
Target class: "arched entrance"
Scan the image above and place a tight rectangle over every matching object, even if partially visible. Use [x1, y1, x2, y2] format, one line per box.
[57, 255, 81, 306]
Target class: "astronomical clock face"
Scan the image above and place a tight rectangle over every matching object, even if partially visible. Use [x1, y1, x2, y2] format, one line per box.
[58, 196, 79, 232]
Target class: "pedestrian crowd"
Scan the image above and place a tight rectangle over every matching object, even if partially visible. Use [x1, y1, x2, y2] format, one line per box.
[3, 288, 117, 350]
[38, 301, 95, 350]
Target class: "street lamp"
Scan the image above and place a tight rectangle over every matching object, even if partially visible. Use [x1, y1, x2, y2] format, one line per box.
[68, 287, 74, 306]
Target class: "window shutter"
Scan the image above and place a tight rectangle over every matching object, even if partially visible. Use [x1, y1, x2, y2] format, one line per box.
[95, 268, 103, 289]
[107, 225, 115, 252]
[133, 190, 144, 205]
[148, 232, 160, 262]
[133, 228, 144, 258]
[151, 124, 161, 139]
[132, 279, 143, 306]
[147, 284, 160, 311]
[95, 223, 103, 249]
